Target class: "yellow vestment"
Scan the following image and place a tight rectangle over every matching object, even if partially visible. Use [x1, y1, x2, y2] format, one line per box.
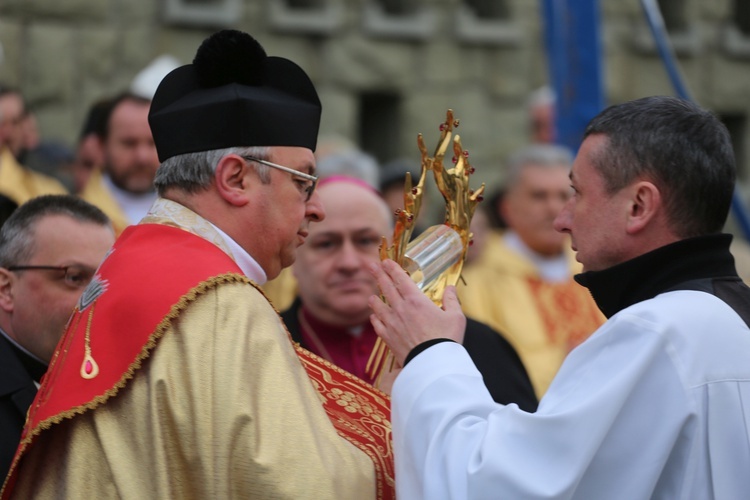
[0, 147, 67, 204]
[459, 231, 605, 396]
[4, 200, 387, 499]
[78, 169, 130, 235]
[261, 266, 298, 311]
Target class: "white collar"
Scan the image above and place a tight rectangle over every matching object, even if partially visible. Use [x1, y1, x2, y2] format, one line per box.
[102, 173, 158, 224]
[503, 230, 570, 282]
[142, 198, 267, 284]
[207, 221, 267, 284]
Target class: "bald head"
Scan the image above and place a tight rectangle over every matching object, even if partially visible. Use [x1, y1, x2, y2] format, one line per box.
[316, 180, 392, 229]
[293, 179, 391, 326]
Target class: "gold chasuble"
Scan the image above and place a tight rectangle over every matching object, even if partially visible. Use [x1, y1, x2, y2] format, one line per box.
[78, 169, 131, 236]
[261, 266, 298, 312]
[0, 147, 67, 205]
[459, 232, 605, 397]
[2, 206, 393, 499]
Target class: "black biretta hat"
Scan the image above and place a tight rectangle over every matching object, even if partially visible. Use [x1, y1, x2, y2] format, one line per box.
[148, 30, 321, 162]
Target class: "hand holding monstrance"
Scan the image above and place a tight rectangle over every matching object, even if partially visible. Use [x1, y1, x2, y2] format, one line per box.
[367, 110, 485, 385]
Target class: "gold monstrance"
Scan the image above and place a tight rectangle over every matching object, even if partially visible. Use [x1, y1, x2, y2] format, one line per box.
[366, 109, 485, 386]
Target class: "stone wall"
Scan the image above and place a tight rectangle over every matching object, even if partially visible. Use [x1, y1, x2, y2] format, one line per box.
[1, 0, 750, 195]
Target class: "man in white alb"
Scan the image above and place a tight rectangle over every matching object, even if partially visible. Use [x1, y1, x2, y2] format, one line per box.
[369, 96, 750, 499]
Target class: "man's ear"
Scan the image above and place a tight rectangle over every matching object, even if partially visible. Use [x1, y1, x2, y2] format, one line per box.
[0, 268, 15, 313]
[91, 134, 107, 163]
[625, 181, 661, 235]
[214, 155, 251, 207]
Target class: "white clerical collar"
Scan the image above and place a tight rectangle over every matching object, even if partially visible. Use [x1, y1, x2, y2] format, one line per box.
[503, 230, 570, 282]
[102, 173, 159, 224]
[207, 222, 268, 284]
[142, 198, 268, 284]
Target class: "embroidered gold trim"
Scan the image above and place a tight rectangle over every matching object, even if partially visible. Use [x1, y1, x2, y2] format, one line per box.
[291, 343, 394, 500]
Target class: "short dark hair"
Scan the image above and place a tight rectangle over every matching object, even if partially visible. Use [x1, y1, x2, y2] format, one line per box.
[584, 96, 735, 238]
[0, 195, 112, 268]
[0, 84, 21, 100]
[80, 96, 115, 142]
[100, 92, 151, 140]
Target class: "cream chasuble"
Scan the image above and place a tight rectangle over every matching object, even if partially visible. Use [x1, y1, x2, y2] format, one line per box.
[3, 199, 392, 499]
[78, 169, 133, 236]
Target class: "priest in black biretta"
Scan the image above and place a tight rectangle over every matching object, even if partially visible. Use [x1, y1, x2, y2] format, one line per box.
[1, 29, 397, 499]
[149, 29, 321, 162]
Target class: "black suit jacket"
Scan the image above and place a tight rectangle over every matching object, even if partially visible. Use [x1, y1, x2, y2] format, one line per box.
[0, 335, 39, 480]
[282, 298, 538, 412]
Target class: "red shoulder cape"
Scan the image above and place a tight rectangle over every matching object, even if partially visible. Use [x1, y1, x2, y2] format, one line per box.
[3, 224, 393, 499]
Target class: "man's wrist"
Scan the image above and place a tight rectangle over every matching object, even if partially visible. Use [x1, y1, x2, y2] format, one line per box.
[404, 338, 457, 366]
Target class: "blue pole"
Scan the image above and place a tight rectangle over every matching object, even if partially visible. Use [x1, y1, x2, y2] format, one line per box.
[640, 0, 693, 100]
[541, 0, 605, 153]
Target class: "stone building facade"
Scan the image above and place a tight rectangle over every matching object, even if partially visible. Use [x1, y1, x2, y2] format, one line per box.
[1, 0, 750, 194]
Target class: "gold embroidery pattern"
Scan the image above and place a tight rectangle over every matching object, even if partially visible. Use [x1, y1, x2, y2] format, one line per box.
[295, 345, 395, 500]
[527, 277, 603, 350]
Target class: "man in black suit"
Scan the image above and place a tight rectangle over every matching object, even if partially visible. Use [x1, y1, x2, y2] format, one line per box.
[0, 195, 113, 478]
[283, 176, 537, 410]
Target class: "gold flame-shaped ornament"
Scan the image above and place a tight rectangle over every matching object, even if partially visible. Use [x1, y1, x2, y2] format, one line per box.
[366, 109, 485, 387]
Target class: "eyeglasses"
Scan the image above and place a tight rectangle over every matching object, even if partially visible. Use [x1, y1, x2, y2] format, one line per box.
[242, 156, 319, 202]
[7, 265, 96, 290]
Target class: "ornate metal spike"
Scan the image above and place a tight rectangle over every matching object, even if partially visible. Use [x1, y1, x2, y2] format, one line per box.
[368, 109, 486, 386]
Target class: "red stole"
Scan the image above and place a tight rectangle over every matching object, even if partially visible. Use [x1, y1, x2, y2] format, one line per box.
[3, 224, 393, 500]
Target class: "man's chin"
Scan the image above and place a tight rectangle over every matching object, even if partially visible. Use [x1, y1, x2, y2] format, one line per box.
[120, 181, 156, 195]
[332, 282, 376, 296]
[331, 292, 371, 309]
[332, 304, 372, 324]
[127, 183, 157, 195]
[279, 253, 296, 272]
[109, 172, 157, 194]
[530, 237, 566, 257]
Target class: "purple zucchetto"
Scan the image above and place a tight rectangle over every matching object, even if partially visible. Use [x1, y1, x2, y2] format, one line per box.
[148, 30, 321, 162]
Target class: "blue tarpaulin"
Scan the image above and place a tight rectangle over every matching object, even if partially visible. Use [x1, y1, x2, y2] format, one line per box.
[540, 0, 605, 153]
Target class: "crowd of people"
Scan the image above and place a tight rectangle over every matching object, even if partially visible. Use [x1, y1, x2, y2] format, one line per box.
[0, 28, 748, 499]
